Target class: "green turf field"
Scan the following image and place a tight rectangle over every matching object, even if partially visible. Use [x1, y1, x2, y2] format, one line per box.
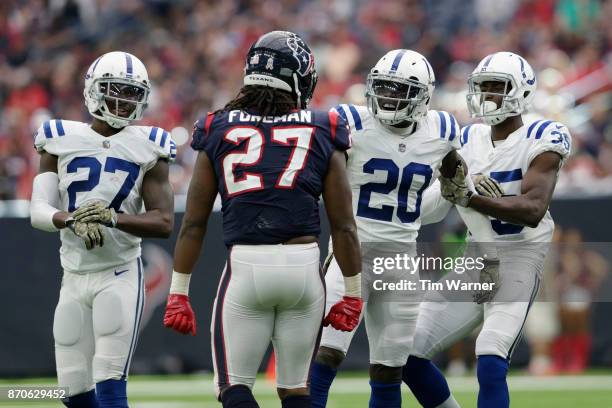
[1, 373, 611, 407]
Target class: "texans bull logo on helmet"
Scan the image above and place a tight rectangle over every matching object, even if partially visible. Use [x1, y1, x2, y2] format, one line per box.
[286, 33, 315, 77]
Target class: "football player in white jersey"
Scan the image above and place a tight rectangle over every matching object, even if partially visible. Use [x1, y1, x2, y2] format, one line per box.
[30, 51, 175, 408]
[310, 49, 502, 408]
[402, 52, 572, 408]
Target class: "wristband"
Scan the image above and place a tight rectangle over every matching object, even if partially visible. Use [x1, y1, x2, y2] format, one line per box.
[169, 270, 191, 295]
[344, 273, 362, 298]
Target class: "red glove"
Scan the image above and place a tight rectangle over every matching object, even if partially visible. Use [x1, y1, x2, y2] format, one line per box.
[323, 296, 363, 332]
[164, 294, 196, 336]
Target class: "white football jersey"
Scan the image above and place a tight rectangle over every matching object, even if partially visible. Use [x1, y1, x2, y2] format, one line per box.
[459, 119, 571, 242]
[34, 119, 176, 273]
[334, 104, 461, 242]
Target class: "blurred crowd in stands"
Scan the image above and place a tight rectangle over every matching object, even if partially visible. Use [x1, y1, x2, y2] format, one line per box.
[0, 0, 611, 200]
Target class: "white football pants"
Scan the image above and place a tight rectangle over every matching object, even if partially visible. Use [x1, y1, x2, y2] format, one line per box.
[211, 243, 325, 396]
[53, 257, 144, 396]
[411, 245, 547, 360]
[320, 250, 421, 367]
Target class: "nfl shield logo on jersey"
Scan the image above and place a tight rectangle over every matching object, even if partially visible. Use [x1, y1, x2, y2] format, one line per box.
[103, 140, 111, 149]
[398, 143, 406, 153]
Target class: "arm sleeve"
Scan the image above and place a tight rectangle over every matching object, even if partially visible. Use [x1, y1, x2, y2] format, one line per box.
[30, 172, 61, 232]
[527, 122, 572, 167]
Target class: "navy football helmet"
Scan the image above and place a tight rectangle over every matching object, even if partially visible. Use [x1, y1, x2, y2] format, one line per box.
[244, 31, 318, 109]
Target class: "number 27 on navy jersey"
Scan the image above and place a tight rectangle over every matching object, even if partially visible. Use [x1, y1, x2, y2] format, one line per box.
[191, 109, 350, 246]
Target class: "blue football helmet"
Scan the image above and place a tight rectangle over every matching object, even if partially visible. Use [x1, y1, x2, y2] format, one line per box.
[243, 31, 318, 109]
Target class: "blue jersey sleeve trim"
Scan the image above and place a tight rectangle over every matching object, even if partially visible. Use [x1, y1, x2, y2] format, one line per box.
[490, 169, 523, 183]
[526, 120, 543, 139]
[437, 111, 447, 139]
[461, 124, 473, 146]
[43, 121, 52, 139]
[55, 120, 65, 136]
[169, 140, 177, 159]
[448, 114, 457, 141]
[535, 120, 553, 139]
[148, 127, 158, 142]
[348, 105, 363, 130]
[160, 130, 168, 148]
[334, 105, 349, 124]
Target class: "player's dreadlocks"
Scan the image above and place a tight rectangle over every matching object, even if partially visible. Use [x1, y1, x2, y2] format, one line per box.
[216, 85, 298, 123]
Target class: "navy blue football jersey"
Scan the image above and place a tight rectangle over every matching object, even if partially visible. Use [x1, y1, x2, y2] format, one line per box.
[192, 109, 351, 245]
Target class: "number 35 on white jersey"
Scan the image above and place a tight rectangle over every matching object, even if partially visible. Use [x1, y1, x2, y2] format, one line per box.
[459, 119, 572, 242]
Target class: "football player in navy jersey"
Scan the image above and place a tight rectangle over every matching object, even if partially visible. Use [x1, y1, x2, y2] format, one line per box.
[163, 31, 363, 408]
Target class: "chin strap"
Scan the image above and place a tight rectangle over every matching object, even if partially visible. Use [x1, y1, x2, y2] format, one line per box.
[292, 73, 303, 108]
